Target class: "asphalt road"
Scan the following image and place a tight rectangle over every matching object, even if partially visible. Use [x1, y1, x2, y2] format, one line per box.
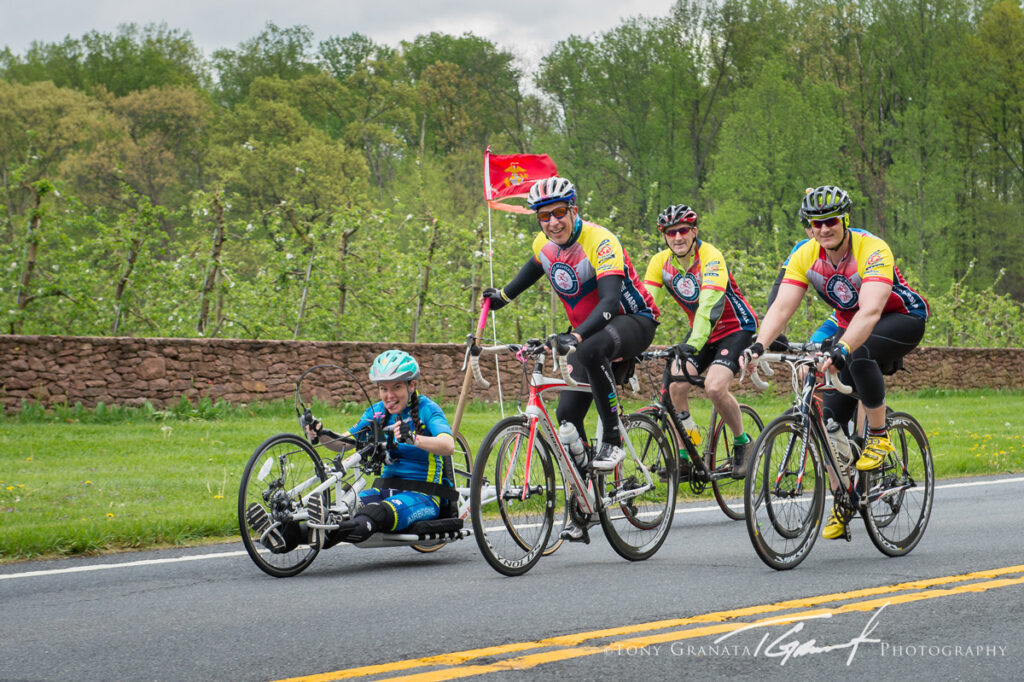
[3, 475, 1023, 681]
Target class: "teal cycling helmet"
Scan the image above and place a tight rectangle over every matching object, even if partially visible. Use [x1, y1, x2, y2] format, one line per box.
[368, 350, 420, 382]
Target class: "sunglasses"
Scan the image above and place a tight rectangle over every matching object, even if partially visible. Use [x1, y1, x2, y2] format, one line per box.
[663, 225, 694, 238]
[810, 216, 842, 228]
[537, 206, 570, 223]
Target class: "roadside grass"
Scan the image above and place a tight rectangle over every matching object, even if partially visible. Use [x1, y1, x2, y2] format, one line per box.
[1, 389, 1021, 563]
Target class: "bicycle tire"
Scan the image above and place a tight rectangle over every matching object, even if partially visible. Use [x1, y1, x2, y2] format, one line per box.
[544, 459, 569, 556]
[598, 412, 678, 561]
[862, 411, 934, 557]
[239, 433, 326, 578]
[744, 414, 825, 570]
[709, 404, 764, 520]
[470, 416, 556, 576]
[412, 432, 472, 554]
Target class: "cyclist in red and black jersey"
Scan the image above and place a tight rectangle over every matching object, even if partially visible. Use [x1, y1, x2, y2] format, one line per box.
[482, 176, 659, 477]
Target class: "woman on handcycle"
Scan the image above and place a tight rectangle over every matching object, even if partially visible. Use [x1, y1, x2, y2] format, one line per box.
[642, 203, 759, 479]
[304, 350, 456, 544]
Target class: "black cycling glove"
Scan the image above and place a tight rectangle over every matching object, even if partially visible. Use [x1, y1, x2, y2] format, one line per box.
[482, 287, 510, 311]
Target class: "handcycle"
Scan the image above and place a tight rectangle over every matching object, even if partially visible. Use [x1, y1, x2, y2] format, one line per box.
[742, 343, 934, 570]
[634, 348, 764, 520]
[468, 336, 678, 577]
[238, 364, 472, 578]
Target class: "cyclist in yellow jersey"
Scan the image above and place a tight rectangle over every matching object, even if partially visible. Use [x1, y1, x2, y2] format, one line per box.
[643, 204, 759, 479]
[743, 185, 928, 540]
[482, 176, 659, 481]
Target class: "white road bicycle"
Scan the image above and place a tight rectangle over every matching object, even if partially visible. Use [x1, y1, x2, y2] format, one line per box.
[469, 337, 678, 577]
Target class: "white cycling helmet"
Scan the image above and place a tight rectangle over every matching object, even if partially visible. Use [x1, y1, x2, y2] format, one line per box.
[527, 176, 577, 210]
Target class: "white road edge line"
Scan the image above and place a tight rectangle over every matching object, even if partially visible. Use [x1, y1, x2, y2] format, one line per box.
[4, 476, 1023, 581]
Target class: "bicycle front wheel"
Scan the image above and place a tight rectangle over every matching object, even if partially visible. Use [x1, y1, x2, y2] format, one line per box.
[599, 412, 678, 561]
[470, 416, 556, 576]
[862, 411, 934, 557]
[709, 404, 764, 520]
[239, 433, 326, 578]
[744, 415, 825, 570]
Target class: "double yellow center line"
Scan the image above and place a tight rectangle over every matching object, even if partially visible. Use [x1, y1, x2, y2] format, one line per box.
[277, 564, 1024, 681]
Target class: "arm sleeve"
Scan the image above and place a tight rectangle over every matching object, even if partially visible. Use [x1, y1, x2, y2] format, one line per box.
[646, 282, 666, 310]
[765, 266, 786, 310]
[501, 257, 545, 300]
[573, 274, 624, 338]
[686, 286, 725, 351]
[809, 313, 840, 344]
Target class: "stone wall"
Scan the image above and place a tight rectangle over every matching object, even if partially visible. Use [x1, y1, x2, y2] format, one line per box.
[1, 334, 1022, 412]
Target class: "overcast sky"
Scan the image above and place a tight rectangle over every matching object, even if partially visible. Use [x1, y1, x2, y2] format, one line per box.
[1, 0, 678, 71]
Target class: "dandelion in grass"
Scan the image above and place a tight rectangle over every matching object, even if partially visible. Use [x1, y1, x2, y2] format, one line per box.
[106, 513, 114, 519]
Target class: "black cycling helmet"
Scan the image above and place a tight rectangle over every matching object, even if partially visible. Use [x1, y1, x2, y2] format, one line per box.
[657, 204, 698, 230]
[799, 185, 852, 220]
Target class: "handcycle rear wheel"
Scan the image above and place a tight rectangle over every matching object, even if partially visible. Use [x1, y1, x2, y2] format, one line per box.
[412, 432, 472, 554]
[470, 416, 556, 576]
[599, 412, 678, 561]
[239, 433, 327, 578]
[744, 415, 825, 570]
[708, 404, 764, 520]
[861, 411, 934, 557]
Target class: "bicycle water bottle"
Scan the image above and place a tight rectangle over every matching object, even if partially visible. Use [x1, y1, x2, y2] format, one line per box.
[826, 419, 853, 464]
[678, 410, 702, 447]
[558, 421, 588, 469]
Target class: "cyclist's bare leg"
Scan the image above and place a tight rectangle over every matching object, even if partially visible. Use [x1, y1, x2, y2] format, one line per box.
[704, 364, 743, 435]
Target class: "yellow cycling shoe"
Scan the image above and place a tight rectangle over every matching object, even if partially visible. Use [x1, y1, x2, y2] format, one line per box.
[822, 508, 848, 539]
[857, 434, 895, 471]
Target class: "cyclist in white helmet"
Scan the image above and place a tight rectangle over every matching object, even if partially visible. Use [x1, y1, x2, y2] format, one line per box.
[482, 175, 660, 505]
[304, 349, 455, 544]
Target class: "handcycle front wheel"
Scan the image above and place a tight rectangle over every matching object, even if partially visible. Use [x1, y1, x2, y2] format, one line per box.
[708, 404, 764, 520]
[470, 416, 556, 576]
[744, 414, 825, 570]
[412, 432, 472, 554]
[239, 433, 327, 578]
[861, 411, 934, 557]
[598, 412, 678, 561]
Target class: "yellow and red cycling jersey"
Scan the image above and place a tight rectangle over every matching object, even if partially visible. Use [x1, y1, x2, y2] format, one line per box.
[644, 240, 758, 348]
[532, 221, 658, 329]
[782, 230, 929, 328]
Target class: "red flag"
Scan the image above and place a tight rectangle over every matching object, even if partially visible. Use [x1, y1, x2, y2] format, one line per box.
[483, 147, 557, 211]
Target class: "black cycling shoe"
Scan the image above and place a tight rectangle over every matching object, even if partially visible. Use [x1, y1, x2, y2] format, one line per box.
[731, 441, 749, 479]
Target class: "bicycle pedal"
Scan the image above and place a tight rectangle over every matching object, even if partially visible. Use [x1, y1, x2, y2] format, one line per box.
[245, 503, 271, 534]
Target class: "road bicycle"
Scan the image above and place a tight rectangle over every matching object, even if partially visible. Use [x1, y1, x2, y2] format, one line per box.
[238, 365, 472, 578]
[742, 343, 934, 570]
[468, 337, 678, 577]
[634, 348, 764, 520]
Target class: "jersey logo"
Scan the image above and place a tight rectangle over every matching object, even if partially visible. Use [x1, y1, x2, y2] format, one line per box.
[864, 249, 886, 275]
[549, 262, 581, 296]
[704, 259, 721, 274]
[672, 272, 699, 303]
[825, 275, 859, 309]
[596, 239, 614, 260]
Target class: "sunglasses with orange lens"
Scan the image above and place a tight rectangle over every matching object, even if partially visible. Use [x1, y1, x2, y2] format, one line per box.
[537, 206, 570, 223]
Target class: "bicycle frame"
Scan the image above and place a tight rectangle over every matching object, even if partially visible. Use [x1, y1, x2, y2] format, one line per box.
[755, 352, 864, 510]
[477, 341, 657, 517]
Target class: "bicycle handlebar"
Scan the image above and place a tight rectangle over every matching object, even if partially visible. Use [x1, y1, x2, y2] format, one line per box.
[748, 343, 853, 395]
[639, 348, 705, 387]
[469, 337, 579, 388]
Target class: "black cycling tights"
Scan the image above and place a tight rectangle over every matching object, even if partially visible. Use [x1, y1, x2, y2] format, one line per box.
[823, 313, 926, 429]
[556, 315, 657, 447]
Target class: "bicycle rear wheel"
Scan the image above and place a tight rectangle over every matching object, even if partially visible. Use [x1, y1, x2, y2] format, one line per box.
[862, 411, 934, 557]
[412, 432, 472, 554]
[709, 404, 764, 520]
[470, 416, 556, 576]
[744, 414, 825, 570]
[239, 433, 326, 578]
[599, 413, 678, 561]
